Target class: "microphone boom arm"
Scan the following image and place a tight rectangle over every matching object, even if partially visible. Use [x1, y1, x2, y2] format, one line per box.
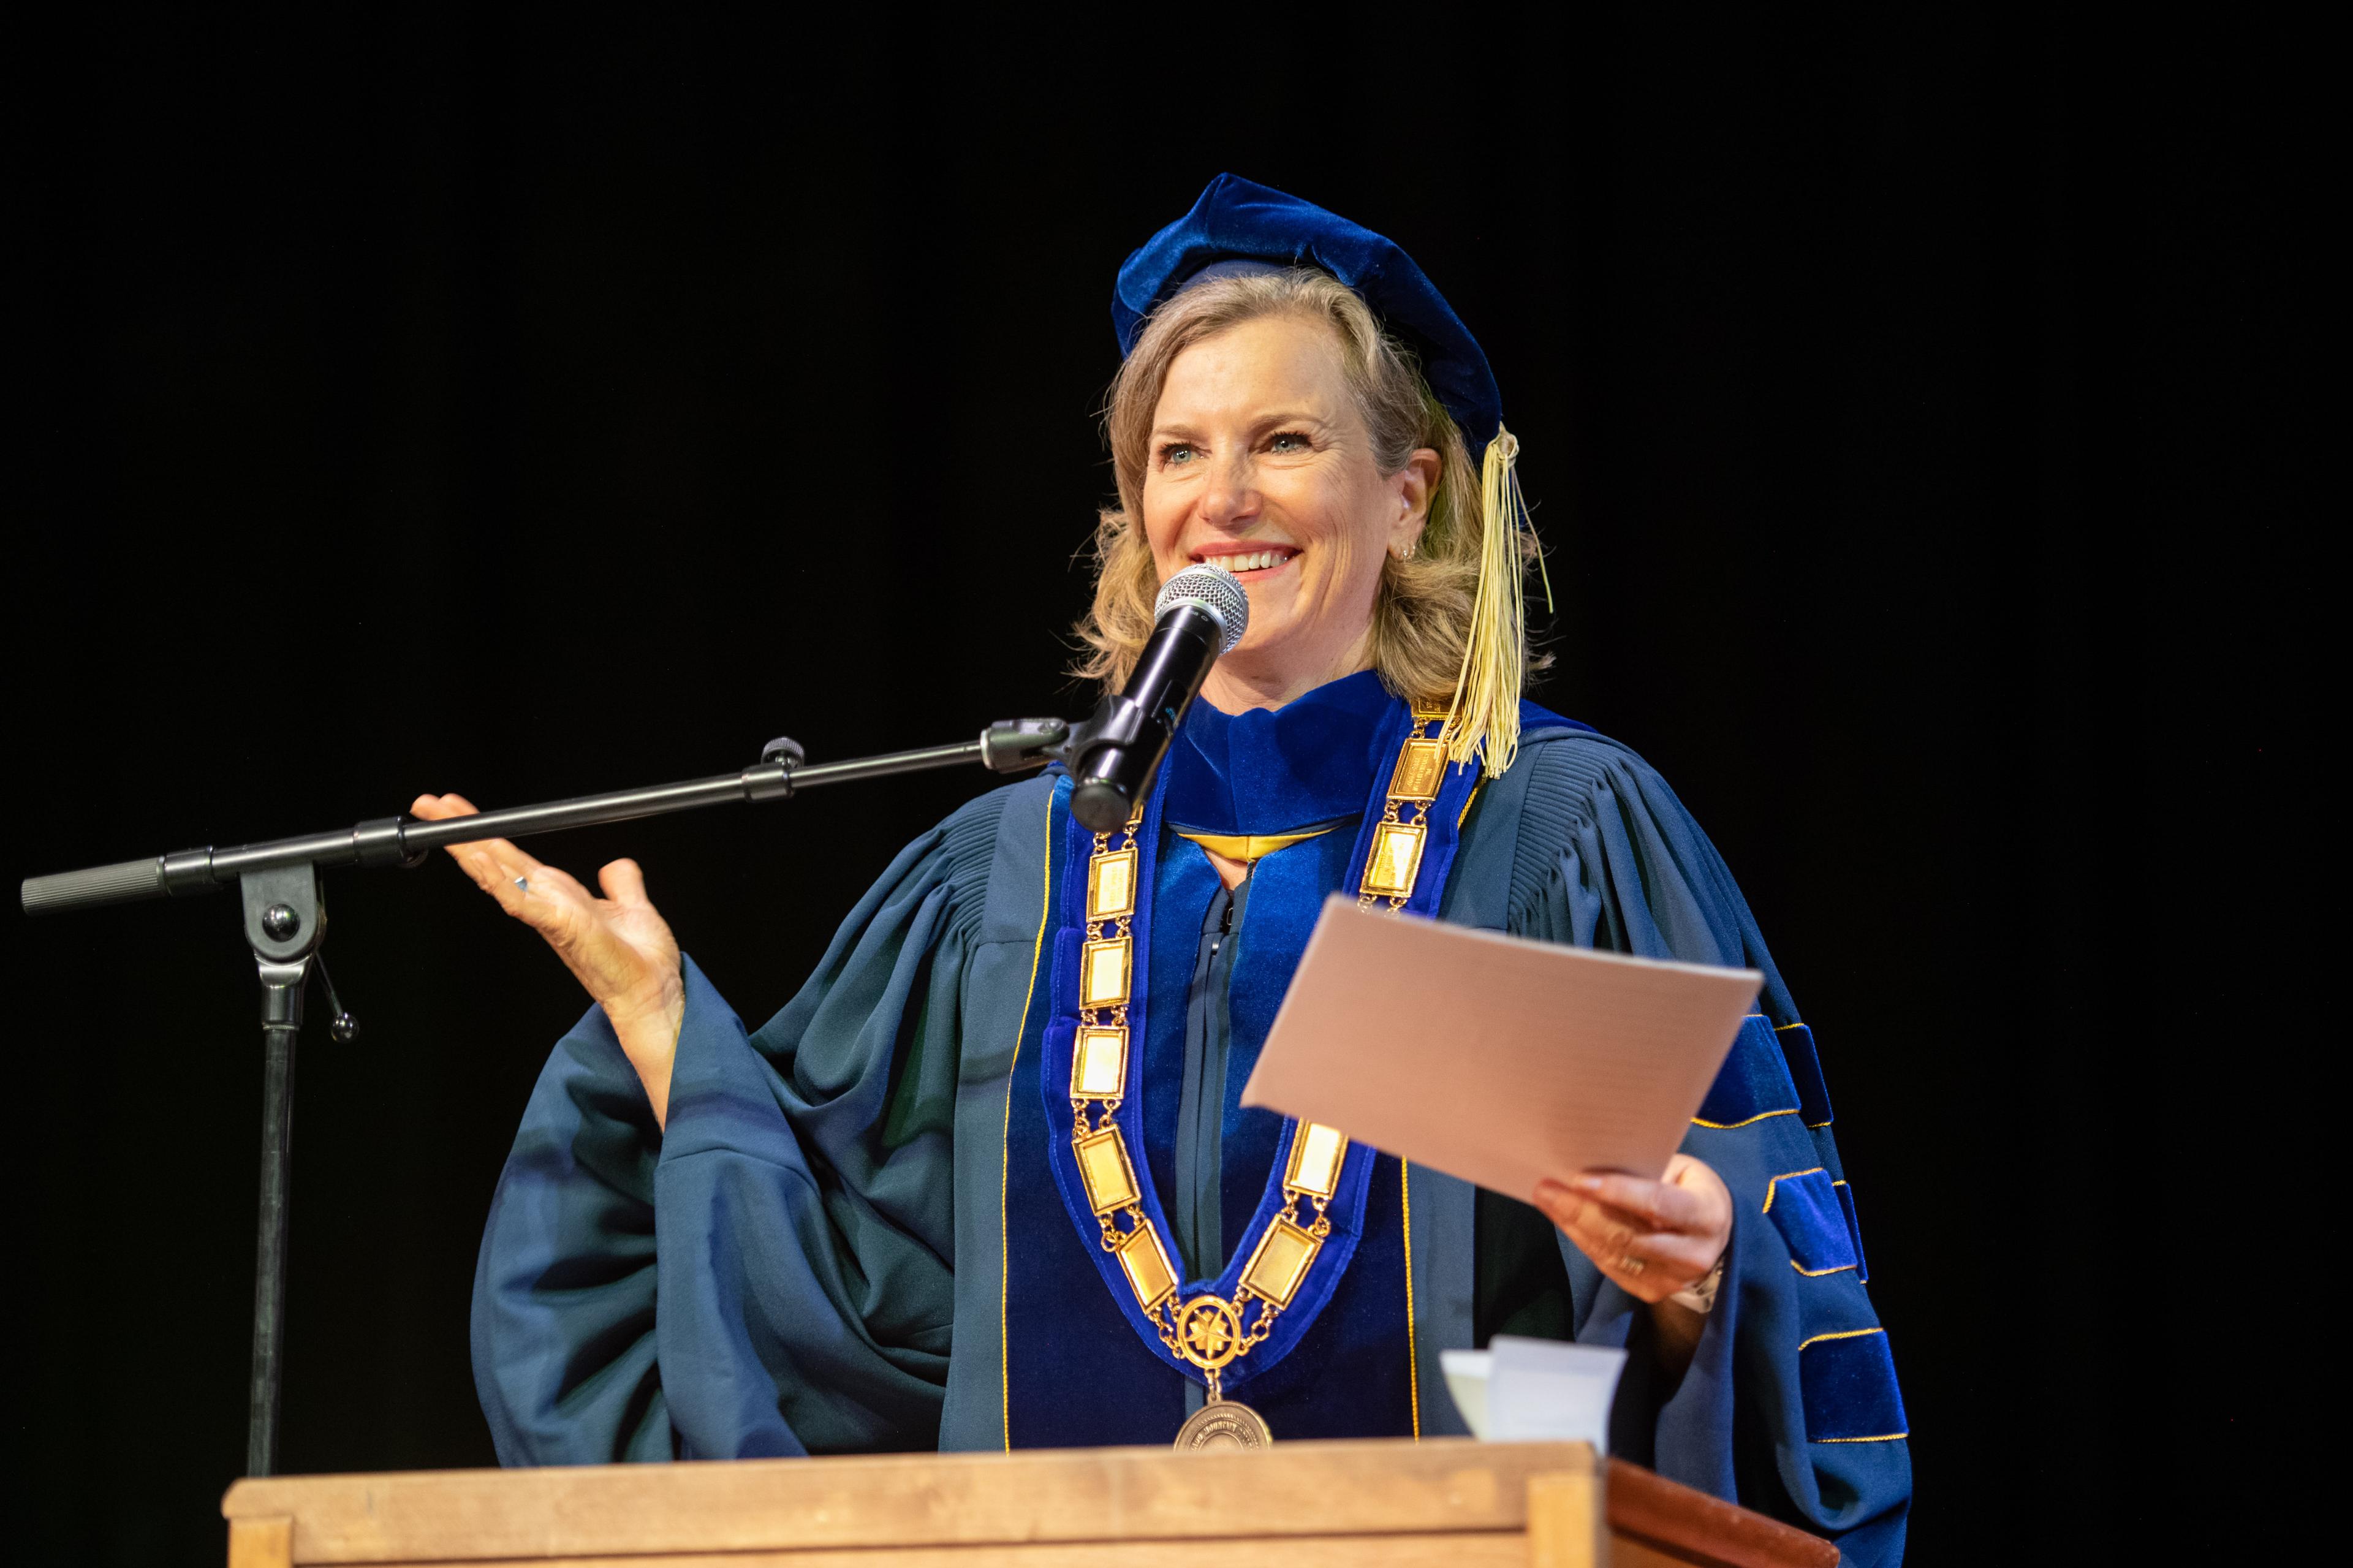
[21, 717, 1073, 917]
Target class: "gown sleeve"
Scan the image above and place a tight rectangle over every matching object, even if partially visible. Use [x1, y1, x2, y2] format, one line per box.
[469, 790, 1007, 1464]
[1505, 732, 1912, 1568]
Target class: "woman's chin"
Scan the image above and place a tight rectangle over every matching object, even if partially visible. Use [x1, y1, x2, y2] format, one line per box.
[1224, 613, 1304, 669]
[1207, 631, 1357, 703]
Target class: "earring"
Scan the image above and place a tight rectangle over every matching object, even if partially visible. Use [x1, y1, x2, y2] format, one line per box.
[1392, 541, 1417, 561]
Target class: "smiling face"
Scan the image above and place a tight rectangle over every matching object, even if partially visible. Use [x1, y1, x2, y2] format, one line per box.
[1142, 312, 1438, 710]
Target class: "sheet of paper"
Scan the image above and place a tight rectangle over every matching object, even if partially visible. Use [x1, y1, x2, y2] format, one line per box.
[1438, 1341, 1630, 1448]
[1487, 1337, 1629, 1450]
[1238, 896, 1762, 1201]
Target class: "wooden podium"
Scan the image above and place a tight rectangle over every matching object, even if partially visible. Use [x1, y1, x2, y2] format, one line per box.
[223, 1439, 1834, 1568]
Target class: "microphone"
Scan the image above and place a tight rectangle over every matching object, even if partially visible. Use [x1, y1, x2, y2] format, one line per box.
[1067, 563, 1249, 831]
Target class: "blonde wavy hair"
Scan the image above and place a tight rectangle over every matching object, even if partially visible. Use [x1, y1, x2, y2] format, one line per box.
[1074, 268, 1545, 771]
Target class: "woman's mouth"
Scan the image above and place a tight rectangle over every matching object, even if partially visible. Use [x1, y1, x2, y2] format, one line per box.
[1196, 546, 1298, 577]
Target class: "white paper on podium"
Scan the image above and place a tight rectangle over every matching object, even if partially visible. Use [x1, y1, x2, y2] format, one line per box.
[1238, 897, 1763, 1200]
[1491, 1337, 1629, 1447]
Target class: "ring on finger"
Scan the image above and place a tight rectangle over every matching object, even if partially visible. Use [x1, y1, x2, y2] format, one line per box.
[1618, 1254, 1646, 1275]
[514, 877, 529, 893]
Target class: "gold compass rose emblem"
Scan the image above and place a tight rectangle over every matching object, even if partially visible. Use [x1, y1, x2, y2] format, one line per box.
[1173, 1297, 1244, 1371]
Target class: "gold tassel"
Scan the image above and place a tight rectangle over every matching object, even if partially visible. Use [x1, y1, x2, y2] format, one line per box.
[1444, 423, 1548, 774]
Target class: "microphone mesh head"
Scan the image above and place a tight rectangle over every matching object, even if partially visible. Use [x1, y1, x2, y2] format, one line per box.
[1154, 563, 1250, 653]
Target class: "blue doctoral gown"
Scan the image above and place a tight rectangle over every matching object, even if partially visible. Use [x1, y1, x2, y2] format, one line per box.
[470, 672, 1910, 1564]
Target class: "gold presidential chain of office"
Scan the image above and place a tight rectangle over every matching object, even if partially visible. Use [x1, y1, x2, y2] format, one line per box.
[1064, 703, 1457, 1431]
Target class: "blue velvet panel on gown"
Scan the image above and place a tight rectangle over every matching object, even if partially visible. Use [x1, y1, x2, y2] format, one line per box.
[470, 670, 1911, 1564]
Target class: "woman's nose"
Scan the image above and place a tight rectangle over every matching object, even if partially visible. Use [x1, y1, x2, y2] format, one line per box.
[1197, 453, 1260, 529]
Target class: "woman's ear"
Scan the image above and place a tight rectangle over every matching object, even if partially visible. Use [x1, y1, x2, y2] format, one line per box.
[1389, 447, 1441, 558]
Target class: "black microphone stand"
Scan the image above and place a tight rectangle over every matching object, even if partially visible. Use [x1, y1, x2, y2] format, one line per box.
[17, 716, 1070, 1476]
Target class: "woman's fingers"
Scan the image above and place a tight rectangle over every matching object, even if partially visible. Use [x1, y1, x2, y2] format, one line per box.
[408, 796, 682, 1127]
[1559, 1171, 1707, 1232]
[1535, 1178, 1678, 1243]
[410, 791, 479, 824]
[598, 857, 652, 909]
[1536, 1183, 1642, 1254]
[1537, 1185, 1673, 1301]
[411, 791, 651, 994]
[503, 862, 648, 1000]
[1535, 1167, 1730, 1303]
[414, 793, 519, 877]
[1597, 1213, 1719, 1271]
[586, 858, 683, 1013]
[455, 841, 552, 920]
[414, 793, 552, 909]
[411, 797, 682, 1126]
[1542, 1187, 1654, 1257]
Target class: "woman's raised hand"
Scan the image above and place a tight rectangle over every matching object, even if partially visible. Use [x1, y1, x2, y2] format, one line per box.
[411, 793, 685, 1127]
[1535, 1153, 1732, 1306]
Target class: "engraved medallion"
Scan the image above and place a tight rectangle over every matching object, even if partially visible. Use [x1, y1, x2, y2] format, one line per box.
[1389, 737, 1447, 801]
[1173, 1398, 1273, 1450]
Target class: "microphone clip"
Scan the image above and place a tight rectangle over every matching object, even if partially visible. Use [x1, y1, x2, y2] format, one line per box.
[1062, 691, 1175, 831]
[978, 701, 1168, 830]
[979, 716, 1072, 774]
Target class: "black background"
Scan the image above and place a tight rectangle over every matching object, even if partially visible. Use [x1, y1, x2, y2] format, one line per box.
[9, 11, 2317, 1564]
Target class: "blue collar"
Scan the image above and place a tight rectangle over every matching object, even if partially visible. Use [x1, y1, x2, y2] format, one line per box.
[1162, 670, 1398, 836]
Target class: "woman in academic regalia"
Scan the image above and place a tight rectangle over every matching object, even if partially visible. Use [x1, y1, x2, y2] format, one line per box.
[425, 175, 1911, 1565]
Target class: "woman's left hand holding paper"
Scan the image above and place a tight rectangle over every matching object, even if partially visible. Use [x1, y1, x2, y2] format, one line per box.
[1535, 1154, 1732, 1305]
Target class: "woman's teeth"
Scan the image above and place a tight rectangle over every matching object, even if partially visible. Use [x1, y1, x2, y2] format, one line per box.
[1216, 550, 1290, 573]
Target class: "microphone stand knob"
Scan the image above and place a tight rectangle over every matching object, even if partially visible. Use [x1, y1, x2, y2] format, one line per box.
[316, 954, 358, 1044]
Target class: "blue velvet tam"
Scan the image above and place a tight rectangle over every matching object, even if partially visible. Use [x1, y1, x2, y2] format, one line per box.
[1113, 173, 1504, 453]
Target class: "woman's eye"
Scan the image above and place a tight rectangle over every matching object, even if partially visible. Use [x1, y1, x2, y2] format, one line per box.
[1159, 442, 1196, 466]
[1269, 431, 1311, 453]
